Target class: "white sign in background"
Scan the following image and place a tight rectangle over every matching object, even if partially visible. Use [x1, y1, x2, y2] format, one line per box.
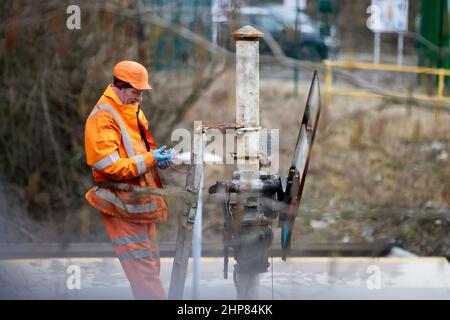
[211, 0, 231, 23]
[368, 0, 409, 33]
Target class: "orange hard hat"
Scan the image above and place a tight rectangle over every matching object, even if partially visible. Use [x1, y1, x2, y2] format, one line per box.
[113, 61, 152, 90]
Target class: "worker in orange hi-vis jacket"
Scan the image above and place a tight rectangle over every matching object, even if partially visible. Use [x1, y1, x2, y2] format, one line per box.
[84, 60, 175, 300]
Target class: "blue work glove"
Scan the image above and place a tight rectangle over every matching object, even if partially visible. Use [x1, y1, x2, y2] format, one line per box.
[153, 146, 175, 169]
[153, 146, 171, 163]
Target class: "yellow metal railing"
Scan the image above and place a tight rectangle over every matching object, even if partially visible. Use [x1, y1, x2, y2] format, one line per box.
[323, 60, 450, 108]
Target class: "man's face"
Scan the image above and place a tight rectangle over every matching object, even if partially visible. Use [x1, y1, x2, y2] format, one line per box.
[117, 87, 144, 105]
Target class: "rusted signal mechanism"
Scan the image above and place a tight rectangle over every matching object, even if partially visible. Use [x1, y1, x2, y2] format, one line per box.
[168, 25, 322, 299]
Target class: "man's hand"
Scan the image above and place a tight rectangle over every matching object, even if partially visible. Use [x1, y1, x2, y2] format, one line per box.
[153, 146, 175, 169]
[153, 146, 170, 162]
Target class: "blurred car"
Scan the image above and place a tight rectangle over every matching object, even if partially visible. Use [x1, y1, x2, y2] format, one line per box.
[236, 6, 333, 61]
[264, 4, 340, 58]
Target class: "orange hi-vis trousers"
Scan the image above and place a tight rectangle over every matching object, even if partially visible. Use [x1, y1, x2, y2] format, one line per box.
[100, 213, 166, 300]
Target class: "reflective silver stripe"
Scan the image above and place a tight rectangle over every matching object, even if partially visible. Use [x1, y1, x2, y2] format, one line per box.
[111, 232, 148, 247]
[118, 248, 152, 261]
[92, 151, 120, 171]
[95, 187, 126, 209]
[126, 202, 157, 214]
[95, 188, 157, 213]
[89, 108, 100, 118]
[91, 104, 136, 158]
[133, 154, 147, 175]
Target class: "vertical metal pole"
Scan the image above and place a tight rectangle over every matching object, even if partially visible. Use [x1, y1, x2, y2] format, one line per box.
[232, 25, 264, 300]
[233, 26, 262, 177]
[168, 124, 205, 300]
[397, 32, 404, 66]
[396, 32, 404, 88]
[334, 0, 340, 60]
[374, 32, 380, 65]
[192, 172, 203, 299]
[293, 0, 300, 95]
[325, 61, 333, 107]
[373, 31, 381, 83]
[212, 22, 218, 45]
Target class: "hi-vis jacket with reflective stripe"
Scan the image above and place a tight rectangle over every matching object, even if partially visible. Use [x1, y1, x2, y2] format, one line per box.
[84, 85, 168, 224]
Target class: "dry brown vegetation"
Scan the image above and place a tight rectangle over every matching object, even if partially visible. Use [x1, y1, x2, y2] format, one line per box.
[0, 0, 226, 242]
[171, 70, 450, 258]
